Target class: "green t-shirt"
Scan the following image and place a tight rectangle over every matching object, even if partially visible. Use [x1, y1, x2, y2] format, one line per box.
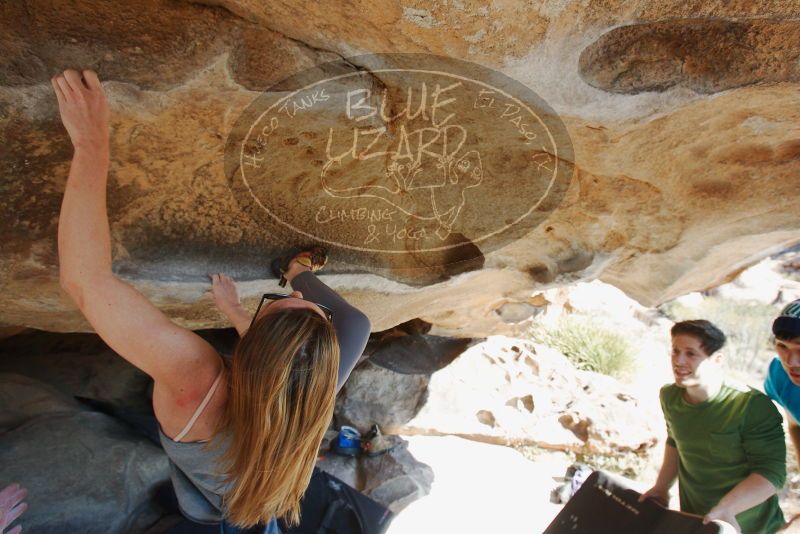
[660, 382, 786, 534]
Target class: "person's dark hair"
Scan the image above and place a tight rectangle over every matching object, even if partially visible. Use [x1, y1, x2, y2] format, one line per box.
[773, 299, 800, 341]
[670, 320, 726, 356]
[774, 330, 798, 342]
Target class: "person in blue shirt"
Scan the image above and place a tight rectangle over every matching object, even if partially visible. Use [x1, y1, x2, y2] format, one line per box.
[764, 299, 800, 470]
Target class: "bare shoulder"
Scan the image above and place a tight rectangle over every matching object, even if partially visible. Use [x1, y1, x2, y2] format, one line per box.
[153, 356, 230, 442]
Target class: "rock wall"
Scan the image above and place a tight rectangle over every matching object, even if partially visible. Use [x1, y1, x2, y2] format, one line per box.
[0, 371, 168, 533]
[1, 0, 799, 334]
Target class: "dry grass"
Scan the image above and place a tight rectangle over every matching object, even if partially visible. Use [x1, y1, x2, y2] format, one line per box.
[530, 317, 637, 380]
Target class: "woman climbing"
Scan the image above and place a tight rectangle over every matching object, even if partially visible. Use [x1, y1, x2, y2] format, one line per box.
[52, 69, 371, 533]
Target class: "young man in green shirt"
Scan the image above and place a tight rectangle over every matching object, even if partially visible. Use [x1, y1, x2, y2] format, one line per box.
[640, 320, 786, 534]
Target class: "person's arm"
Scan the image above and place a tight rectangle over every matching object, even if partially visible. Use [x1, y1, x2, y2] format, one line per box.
[704, 473, 776, 531]
[287, 265, 371, 391]
[704, 393, 786, 531]
[209, 273, 251, 336]
[639, 444, 678, 507]
[53, 69, 219, 400]
[0, 483, 26, 534]
[641, 387, 680, 507]
[788, 411, 800, 471]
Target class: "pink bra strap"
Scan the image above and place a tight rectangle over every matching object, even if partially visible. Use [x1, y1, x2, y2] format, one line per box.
[174, 366, 224, 443]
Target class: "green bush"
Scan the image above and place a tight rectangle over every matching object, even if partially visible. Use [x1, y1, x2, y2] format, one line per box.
[659, 297, 778, 377]
[533, 317, 636, 379]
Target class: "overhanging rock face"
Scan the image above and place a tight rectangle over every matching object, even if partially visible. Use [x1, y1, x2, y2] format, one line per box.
[1, 0, 799, 334]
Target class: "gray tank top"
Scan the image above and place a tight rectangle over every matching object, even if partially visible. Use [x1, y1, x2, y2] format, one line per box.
[158, 428, 232, 523]
[157, 271, 372, 524]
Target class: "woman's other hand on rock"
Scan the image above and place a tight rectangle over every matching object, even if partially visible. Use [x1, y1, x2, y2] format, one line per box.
[210, 273, 241, 312]
[210, 273, 252, 336]
[0, 483, 27, 534]
[51, 69, 110, 152]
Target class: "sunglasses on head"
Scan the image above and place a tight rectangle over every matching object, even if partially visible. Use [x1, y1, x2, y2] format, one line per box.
[250, 293, 334, 329]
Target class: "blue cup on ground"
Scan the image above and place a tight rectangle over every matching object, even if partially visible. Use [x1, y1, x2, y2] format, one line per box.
[331, 425, 361, 456]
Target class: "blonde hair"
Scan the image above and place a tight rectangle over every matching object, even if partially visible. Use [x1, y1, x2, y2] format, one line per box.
[215, 307, 339, 527]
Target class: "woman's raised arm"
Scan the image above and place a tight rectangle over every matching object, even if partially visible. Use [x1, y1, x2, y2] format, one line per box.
[54, 69, 219, 400]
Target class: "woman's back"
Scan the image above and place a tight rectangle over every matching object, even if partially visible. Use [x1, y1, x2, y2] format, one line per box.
[155, 359, 231, 522]
[160, 426, 231, 523]
[153, 360, 229, 443]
